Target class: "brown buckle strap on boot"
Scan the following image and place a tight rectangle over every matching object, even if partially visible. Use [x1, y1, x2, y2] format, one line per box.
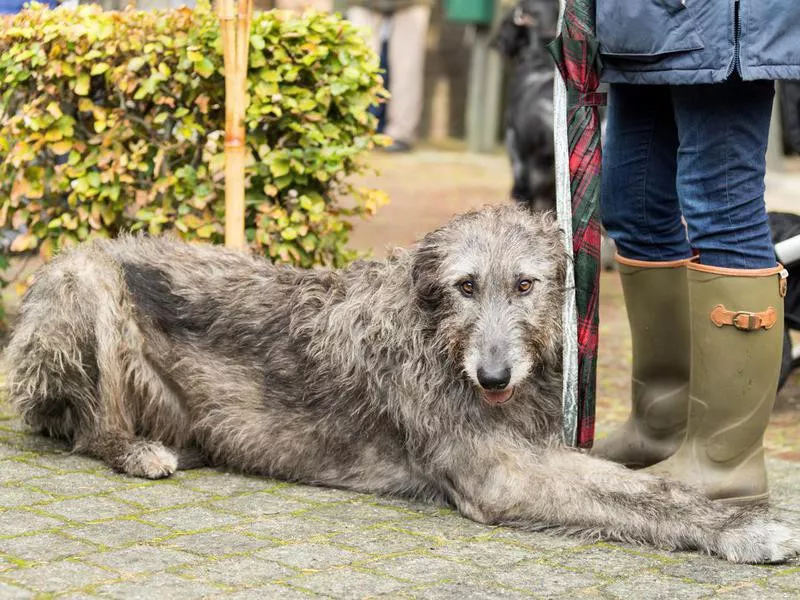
[710, 305, 777, 330]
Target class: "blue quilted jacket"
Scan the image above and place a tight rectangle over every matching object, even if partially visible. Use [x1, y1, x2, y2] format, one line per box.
[1, 1, 58, 14]
[596, 0, 800, 84]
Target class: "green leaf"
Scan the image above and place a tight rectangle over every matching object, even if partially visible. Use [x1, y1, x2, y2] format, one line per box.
[75, 73, 90, 96]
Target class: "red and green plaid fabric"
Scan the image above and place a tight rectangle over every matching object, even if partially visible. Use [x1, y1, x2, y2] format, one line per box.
[548, 0, 604, 448]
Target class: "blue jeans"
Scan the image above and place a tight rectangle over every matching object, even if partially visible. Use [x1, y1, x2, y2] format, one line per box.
[601, 78, 777, 269]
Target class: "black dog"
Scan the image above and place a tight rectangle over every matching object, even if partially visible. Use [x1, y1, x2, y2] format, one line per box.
[492, 0, 560, 213]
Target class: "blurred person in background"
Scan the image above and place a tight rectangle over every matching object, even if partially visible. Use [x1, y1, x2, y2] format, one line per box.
[347, 0, 432, 153]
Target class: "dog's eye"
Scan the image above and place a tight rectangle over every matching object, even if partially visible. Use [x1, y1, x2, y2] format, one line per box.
[459, 279, 475, 297]
[517, 279, 533, 295]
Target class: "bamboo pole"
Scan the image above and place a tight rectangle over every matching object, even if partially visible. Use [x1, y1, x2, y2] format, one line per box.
[219, 0, 253, 249]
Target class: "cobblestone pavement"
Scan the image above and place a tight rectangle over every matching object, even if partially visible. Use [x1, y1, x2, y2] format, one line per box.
[1, 404, 800, 599]
[1, 152, 800, 598]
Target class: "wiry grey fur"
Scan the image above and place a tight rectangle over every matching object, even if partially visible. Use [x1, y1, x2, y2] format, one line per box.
[6, 205, 799, 564]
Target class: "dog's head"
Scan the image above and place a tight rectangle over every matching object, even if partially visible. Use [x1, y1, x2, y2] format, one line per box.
[411, 205, 566, 406]
[492, 0, 560, 61]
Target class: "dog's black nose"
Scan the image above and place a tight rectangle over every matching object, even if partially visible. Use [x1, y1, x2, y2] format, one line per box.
[477, 367, 511, 390]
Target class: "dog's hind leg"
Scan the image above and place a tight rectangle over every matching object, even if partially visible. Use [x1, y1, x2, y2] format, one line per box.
[444, 436, 800, 564]
[7, 254, 178, 479]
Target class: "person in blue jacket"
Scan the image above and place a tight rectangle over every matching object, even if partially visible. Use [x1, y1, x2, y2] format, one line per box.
[591, 1, 800, 505]
[1, 0, 58, 14]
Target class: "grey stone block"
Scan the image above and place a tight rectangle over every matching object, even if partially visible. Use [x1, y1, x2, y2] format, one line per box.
[1, 533, 96, 562]
[368, 554, 481, 585]
[289, 568, 409, 598]
[0, 510, 65, 536]
[25, 473, 127, 496]
[182, 472, 278, 495]
[6, 561, 117, 593]
[244, 515, 346, 541]
[223, 584, 315, 599]
[0, 460, 53, 484]
[111, 484, 212, 510]
[411, 582, 535, 599]
[85, 545, 201, 574]
[602, 572, 714, 600]
[93, 573, 221, 599]
[43, 497, 136, 522]
[140, 506, 242, 530]
[0, 581, 35, 599]
[481, 562, 600, 596]
[331, 530, 439, 556]
[255, 542, 364, 569]
[182, 555, 296, 586]
[553, 546, 668, 578]
[430, 541, 534, 569]
[70, 519, 167, 547]
[311, 501, 418, 527]
[164, 531, 271, 556]
[661, 556, 771, 586]
[0, 486, 52, 508]
[210, 492, 309, 517]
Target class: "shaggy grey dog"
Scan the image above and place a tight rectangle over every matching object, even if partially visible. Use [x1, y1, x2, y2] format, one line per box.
[6, 206, 799, 564]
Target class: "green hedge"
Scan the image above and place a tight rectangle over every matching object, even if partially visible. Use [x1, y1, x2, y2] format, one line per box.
[0, 2, 388, 268]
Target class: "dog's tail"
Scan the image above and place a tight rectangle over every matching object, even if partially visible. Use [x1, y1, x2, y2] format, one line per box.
[6, 251, 108, 441]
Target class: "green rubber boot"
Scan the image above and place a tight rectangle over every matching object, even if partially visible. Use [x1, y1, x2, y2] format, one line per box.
[646, 263, 787, 504]
[591, 255, 692, 468]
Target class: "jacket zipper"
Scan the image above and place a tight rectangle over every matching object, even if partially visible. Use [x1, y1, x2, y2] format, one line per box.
[727, 0, 741, 76]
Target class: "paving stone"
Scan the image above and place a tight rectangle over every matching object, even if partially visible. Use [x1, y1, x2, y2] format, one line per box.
[93, 573, 221, 599]
[553, 546, 668, 578]
[70, 519, 167, 547]
[430, 541, 534, 569]
[211, 492, 309, 517]
[182, 472, 278, 495]
[111, 484, 212, 510]
[0, 460, 53, 484]
[602, 572, 714, 599]
[381, 516, 495, 542]
[140, 506, 242, 530]
[255, 542, 365, 569]
[0, 485, 52, 508]
[163, 531, 271, 556]
[488, 528, 590, 551]
[244, 515, 347, 541]
[85, 545, 201, 574]
[367, 554, 482, 584]
[22, 452, 103, 473]
[182, 555, 296, 586]
[42, 496, 136, 522]
[25, 473, 127, 497]
[310, 501, 418, 526]
[272, 483, 365, 504]
[0, 581, 34, 599]
[0, 510, 65, 536]
[1, 532, 96, 562]
[661, 556, 772, 586]
[6, 561, 117, 593]
[710, 584, 798, 599]
[289, 568, 409, 598]
[331, 529, 441, 556]
[768, 569, 800, 591]
[222, 583, 315, 599]
[483, 562, 600, 596]
[411, 582, 535, 599]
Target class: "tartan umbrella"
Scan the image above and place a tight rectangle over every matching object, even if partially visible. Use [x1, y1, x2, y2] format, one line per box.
[547, 0, 604, 449]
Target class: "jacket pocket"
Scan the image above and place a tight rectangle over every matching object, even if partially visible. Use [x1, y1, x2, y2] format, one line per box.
[597, 0, 704, 61]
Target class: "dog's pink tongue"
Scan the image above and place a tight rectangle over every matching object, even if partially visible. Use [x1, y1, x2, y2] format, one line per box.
[483, 388, 513, 405]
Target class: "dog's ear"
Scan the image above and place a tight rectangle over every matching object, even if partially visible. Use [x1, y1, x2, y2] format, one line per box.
[411, 234, 445, 312]
[491, 9, 527, 59]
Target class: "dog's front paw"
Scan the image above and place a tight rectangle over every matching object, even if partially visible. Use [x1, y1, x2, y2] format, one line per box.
[121, 441, 178, 479]
[715, 518, 800, 564]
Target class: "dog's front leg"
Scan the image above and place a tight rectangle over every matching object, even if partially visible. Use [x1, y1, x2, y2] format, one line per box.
[444, 437, 799, 564]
